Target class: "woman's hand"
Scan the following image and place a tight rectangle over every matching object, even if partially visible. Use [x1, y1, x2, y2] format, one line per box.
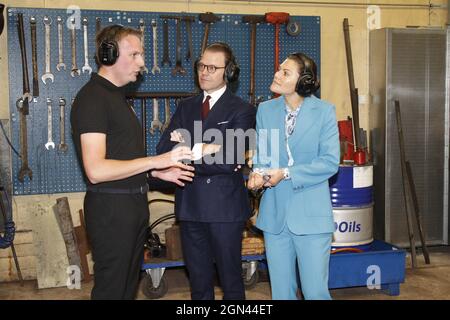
[170, 130, 185, 143]
[247, 172, 266, 190]
[264, 168, 285, 187]
[202, 143, 221, 156]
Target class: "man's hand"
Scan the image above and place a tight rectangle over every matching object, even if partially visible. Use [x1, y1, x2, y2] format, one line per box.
[152, 147, 193, 170]
[152, 166, 195, 187]
[202, 143, 221, 156]
[170, 130, 185, 143]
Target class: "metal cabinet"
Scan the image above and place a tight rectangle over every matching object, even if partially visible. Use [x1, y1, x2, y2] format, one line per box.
[369, 28, 448, 247]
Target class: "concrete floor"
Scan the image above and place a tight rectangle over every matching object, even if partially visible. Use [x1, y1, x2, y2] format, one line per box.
[1, 246, 449, 300]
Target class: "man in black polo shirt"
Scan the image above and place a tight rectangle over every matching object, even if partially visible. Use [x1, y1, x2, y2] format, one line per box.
[71, 25, 193, 300]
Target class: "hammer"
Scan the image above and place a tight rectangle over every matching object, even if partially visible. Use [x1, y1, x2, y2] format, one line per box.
[242, 15, 265, 106]
[265, 12, 290, 74]
[199, 12, 220, 53]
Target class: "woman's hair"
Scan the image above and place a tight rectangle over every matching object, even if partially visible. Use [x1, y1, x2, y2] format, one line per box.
[287, 52, 320, 97]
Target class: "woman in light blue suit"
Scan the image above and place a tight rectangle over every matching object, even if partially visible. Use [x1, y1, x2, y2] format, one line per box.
[248, 53, 339, 300]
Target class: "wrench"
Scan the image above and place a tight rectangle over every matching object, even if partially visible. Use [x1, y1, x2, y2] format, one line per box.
[149, 99, 163, 135]
[45, 98, 55, 150]
[16, 98, 33, 182]
[171, 18, 186, 76]
[161, 19, 171, 66]
[161, 98, 171, 132]
[58, 98, 68, 152]
[82, 17, 92, 74]
[56, 16, 66, 71]
[41, 16, 54, 84]
[30, 16, 39, 97]
[17, 14, 32, 109]
[95, 17, 101, 35]
[70, 18, 81, 77]
[139, 19, 149, 74]
[151, 20, 161, 74]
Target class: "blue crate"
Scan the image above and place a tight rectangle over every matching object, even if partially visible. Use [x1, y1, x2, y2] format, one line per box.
[329, 240, 406, 296]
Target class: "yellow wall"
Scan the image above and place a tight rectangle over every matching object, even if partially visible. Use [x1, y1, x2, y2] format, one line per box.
[0, 0, 447, 281]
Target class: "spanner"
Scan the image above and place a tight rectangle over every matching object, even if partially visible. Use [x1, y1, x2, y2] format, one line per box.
[58, 97, 68, 152]
[139, 19, 149, 74]
[41, 16, 54, 84]
[70, 18, 81, 77]
[30, 16, 39, 97]
[17, 13, 32, 108]
[56, 16, 66, 71]
[161, 98, 171, 132]
[149, 98, 163, 135]
[171, 18, 186, 76]
[151, 20, 161, 74]
[45, 98, 55, 150]
[82, 17, 92, 74]
[16, 98, 33, 182]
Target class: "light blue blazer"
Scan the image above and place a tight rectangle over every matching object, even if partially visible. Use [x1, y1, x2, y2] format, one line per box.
[254, 95, 340, 235]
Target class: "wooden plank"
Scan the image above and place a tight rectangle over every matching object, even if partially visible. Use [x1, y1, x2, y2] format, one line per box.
[74, 226, 91, 282]
[0, 243, 35, 258]
[31, 202, 69, 289]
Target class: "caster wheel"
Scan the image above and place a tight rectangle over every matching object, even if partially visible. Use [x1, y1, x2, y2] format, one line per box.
[243, 268, 260, 290]
[141, 274, 168, 299]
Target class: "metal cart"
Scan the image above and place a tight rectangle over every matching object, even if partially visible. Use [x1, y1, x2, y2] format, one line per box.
[140, 254, 265, 299]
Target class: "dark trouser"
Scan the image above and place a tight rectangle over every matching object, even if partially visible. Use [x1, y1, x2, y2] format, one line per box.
[180, 221, 246, 300]
[84, 192, 149, 300]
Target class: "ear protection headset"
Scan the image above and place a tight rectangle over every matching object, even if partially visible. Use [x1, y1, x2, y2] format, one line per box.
[290, 52, 320, 96]
[194, 42, 240, 83]
[96, 25, 124, 66]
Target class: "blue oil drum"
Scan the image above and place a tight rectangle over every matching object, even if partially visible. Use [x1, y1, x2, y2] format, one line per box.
[329, 165, 374, 248]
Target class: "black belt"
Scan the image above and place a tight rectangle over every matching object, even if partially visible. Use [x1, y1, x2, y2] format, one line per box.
[86, 184, 149, 194]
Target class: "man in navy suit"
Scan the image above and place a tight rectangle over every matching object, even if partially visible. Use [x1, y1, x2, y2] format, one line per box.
[156, 42, 255, 300]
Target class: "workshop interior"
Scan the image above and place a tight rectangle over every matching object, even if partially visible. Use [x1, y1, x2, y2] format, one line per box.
[0, 0, 450, 300]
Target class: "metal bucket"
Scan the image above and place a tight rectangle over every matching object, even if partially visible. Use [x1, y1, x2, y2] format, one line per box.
[329, 165, 374, 248]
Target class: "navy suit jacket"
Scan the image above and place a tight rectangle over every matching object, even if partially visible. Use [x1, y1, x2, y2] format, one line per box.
[156, 88, 256, 222]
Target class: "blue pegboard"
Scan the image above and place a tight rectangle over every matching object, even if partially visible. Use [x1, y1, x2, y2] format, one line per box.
[7, 7, 320, 195]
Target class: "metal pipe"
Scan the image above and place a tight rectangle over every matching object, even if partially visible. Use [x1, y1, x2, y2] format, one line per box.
[217, 0, 446, 9]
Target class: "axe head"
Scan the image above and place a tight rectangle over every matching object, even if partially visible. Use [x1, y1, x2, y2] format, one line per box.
[265, 12, 290, 25]
[199, 12, 220, 24]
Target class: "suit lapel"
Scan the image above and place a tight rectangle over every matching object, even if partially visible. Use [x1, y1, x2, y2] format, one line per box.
[202, 88, 232, 131]
[287, 96, 318, 151]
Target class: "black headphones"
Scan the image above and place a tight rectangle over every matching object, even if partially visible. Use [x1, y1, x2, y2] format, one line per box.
[194, 42, 240, 83]
[96, 25, 123, 66]
[289, 52, 320, 97]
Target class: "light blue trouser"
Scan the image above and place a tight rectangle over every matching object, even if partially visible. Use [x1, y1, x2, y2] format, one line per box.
[264, 227, 332, 300]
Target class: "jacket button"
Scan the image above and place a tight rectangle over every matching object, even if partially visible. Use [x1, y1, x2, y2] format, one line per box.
[206, 178, 211, 184]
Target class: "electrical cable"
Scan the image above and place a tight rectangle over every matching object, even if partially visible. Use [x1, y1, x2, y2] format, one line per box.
[0, 120, 21, 158]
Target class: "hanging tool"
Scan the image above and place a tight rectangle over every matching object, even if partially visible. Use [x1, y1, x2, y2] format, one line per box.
[82, 17, 92, 74]
[172, 17, 186, 76]
[199, 12, 220, 54]
[265, 12, 290, 74]
[286, 20, 301, 36]
[17, 13, 32, 112]
[139, 19, 149, 74]
[150, 98, 163, 135]
[58, 97, 68, 152]
[45, 98, 55, 150]
[70, 18, 80, 77]
[184, 16, 194, 67]
[30, 16, 39, 97]
[56, 16, 66, 71]
[242, 15, 265, 106]
[162, 98, 171, 132]
[161, 19, 171, 66]
[343, 18, 365, 165]
[394, 100, 417, 268]
[16, 98, 32, 182]
[151, 19, 161, 74]
[95, 17, 101, 35]
[41, 16, 54, 84]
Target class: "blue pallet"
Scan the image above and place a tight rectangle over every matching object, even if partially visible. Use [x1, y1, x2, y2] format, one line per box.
[329, 240, 406, 296]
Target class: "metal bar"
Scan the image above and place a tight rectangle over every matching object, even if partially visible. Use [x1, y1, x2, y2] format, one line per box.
[394, 100, 417, 268]
[405, 160, 430, 264]
[218, 0, 445, 9]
